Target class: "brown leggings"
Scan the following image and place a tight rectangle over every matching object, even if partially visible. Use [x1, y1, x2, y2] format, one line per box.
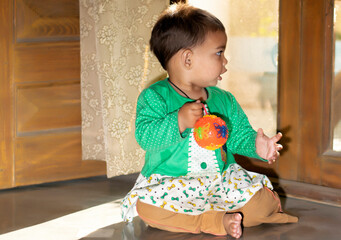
[136, 187, 298, 236]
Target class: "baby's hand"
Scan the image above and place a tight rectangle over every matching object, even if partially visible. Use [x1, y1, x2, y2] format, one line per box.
[178, 100, 203, 133]
[255, 128, 283, 164]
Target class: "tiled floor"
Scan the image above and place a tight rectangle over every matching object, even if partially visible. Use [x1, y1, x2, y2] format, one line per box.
[82, 196, 341, 240]
[0, 174, 138, 236]
[1, 173, 341, 240]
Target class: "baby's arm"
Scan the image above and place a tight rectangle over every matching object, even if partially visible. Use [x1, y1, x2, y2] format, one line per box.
[178, 100, 203, 133]
[136, 88, 200, 152]
[224, 92, 277, 162]
[255, 129, 283, 164]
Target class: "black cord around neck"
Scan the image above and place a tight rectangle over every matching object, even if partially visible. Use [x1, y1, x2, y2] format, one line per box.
[168, 79, 209, 100]
[168, 79, 191, 99]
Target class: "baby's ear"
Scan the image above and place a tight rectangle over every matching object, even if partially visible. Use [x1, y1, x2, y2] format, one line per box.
[182, 49, 193, 69]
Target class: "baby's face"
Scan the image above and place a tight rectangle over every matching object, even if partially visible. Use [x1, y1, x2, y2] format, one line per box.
[190, 31, 228, 88]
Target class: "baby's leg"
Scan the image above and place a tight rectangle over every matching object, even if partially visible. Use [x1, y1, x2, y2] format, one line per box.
[234, 187, 298, 227]
[223, 213, 242, 239]
[136, 199, 241, 237]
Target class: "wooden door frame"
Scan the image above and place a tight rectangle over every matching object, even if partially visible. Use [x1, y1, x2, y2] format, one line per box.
[320, 0, 341, 188]
[0, 0, 14, 188]
[277, 0, 301, 181]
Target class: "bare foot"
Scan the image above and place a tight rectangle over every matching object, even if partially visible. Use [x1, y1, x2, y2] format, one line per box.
[223, 213, 242, 239]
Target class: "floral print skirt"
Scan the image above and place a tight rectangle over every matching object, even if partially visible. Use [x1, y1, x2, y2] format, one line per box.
[121, 163, 273, 222]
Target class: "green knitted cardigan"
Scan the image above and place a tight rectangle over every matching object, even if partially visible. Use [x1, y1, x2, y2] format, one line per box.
[135, 78, 265, 178]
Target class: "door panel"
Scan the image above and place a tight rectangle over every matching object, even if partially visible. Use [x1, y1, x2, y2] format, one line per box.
[320, 0, 341, 188]
[15, 0, 79, 42]
[14, 43, 80, 83]
[299, 0, 325, 184]
[17, 84, 81, 133]
[0, 0, 105, 189]
[15, 132, 105, 186]
[12, 0, 106, 187]
[279, 0, 341, 189]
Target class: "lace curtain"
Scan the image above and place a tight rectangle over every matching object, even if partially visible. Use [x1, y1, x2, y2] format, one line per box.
[80, 0, 167, 177]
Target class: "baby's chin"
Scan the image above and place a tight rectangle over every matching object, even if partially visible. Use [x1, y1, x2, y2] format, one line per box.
[211, 79, 220, 86]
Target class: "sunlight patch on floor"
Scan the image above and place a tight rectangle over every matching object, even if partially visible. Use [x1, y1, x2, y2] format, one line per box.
[0, 199, 123, 240]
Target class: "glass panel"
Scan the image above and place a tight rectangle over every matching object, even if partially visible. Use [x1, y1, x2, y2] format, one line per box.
[188, 0, 279, 136]
[332, 1, 341, 151]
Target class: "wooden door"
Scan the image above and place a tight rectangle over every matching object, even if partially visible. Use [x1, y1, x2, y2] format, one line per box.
[274, 0, 341, 204]
[0, 0, 105, 189]
[278, 0, 341, 188]
[234, 0, 341, 204]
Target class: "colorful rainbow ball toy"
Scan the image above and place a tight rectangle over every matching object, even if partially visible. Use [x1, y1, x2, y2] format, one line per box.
[194, 115, 228, 150]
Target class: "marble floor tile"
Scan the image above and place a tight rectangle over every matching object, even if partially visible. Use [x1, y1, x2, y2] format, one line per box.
[0, 173, 340, 240]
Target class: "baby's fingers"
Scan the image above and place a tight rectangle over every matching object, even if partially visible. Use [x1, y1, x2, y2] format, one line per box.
[276, 144, 283, 151]
[271, 132, 283, 143]
[193, 110, 203, 118]
[268, 151, 280, 164]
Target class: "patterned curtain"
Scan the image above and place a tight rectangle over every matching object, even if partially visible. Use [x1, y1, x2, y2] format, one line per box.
[79, 0, 167, 177]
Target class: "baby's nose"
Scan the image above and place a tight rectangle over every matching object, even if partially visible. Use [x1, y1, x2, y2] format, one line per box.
[223, 55, 228, 64]
[223, 55, 229, 66]
[222, 66, 227, 74]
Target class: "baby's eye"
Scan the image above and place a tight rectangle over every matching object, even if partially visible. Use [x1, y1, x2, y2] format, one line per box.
[216, 51, 223, 56]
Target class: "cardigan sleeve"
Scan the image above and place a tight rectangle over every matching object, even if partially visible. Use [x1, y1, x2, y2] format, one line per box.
[135, 88, 186, 152]
[225, 93, 267, 162]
